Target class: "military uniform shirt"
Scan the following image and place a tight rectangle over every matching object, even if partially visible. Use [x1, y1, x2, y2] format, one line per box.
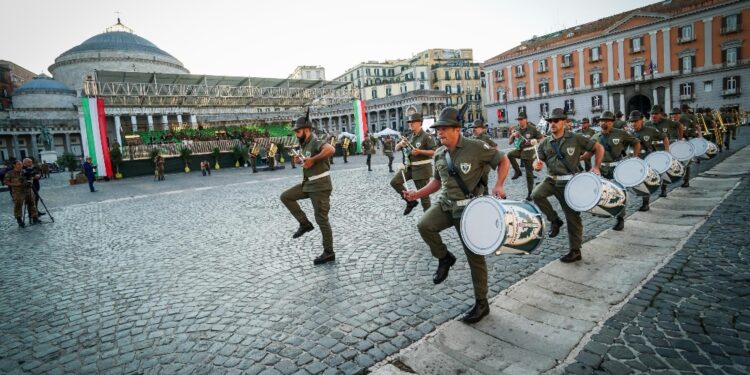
[362, 139, 373, 154]
[300, 136, 332, 192]
[679, 115, 698, 138]
[633, 126, 666, 154]
[592, 128, 639, 163]
[3, 170, 28, 195]
[383, 139, 394, 155]
[613, 120, 627, 130]
[537, 131, 596, 176]
[408, 130, 437, 180]
[433, 136, 503, 211]
[515, 124, 543, 157]
[579, 127, 597, 138]
[472, 132, 497, 148]
[647, 118, 680, 140]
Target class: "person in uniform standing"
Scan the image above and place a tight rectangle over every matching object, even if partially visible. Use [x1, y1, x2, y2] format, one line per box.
[630, 110, 670, 211]
[532, 108, 604, 263]
[582, 111, 640, 230]
[4, 160, 41, 227]
[469, 119, 497, 196]
[578, 118, 596, 172]
[646, 104, 686, 189]
[341, 136, 351, 163]
[266, 143, 277, 171]
[613, 111, 627, 130]
[382, 136, 395, 172]
[280, 115, 336, 265]
[391, 113, 437, 215]
[328, 134, 337, 164]
[404, 107, 510, 324]
[362, 133, 374, 172]
[507, 113, 544, 200]
[84, 157, 97, 191]
[247, 141, 258, 173]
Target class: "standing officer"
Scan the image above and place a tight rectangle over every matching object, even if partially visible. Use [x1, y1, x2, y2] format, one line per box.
[532, 108, 604, 263]
[630, 110, 669, 211]
[507, 112, 544, 200]
[578, 118, 596, 172]
[646, 104, 686, 188]
[469, 119, 497, 196]
[362, 133, 374, 172]
[83, 157, 97, 191]
[613, 111, 627, 130]
[247, 140, 259, 173]
[391, 113, 436, 215]
[582, 111, 640, 230]
[280, 115, 336, 265]
[404, 107, 510, 324]
[382, 136, 395, 172]
[4, 160, 40, 227]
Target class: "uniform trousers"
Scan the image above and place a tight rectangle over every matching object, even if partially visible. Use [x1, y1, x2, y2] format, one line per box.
[385, 153, 394, 171]
[280, 184, 333, 254]
[11, 190, 38, 219]
[602, 167, 625, 219]
[507, 149, 535, 197]
[390, 168, 430, 210]
[531, 178, 583, 250]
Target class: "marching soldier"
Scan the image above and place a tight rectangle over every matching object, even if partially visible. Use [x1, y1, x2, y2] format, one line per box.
[391, 113, 436, 215]
[470, 119, 497, 196]
[578, 118, 596, 171]
[342, 136, 351, 163]
[4, 160, 40, 227]
[646, 104, 687, 188]
[247, 141, 258, 173]
[328, 134, 337, 164]
[266, 143, 277, 171]
[532, 108, 604, 263]
[507, 112, 544, 200]
[582, 111, 640, 230]
[155, 155, 165, 181]
[613, 111, 627, 130]
[383, 136, 395, 172]
[280, 115, 336, 265]
[404, 107, 510, 324]
[362, 133, 374, 172]
[721, 109, 734, 150]
[630, 110, 669, 211]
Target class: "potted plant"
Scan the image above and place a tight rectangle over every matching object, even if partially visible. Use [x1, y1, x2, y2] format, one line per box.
[57, 152, 79, 184]
[212, 147, 221, 170]
[179, 147, 192, 172]
[110, 144, 123, 179]
[231, 144, 243, 168]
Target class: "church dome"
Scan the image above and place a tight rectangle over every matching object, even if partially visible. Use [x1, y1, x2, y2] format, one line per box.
[14, 74, 75, 95]
[12, 74, 77, 109]
[57, 31, 178, 61]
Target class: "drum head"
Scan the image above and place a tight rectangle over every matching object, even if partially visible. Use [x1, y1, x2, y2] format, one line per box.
[564, 173, 603, 212]
[614, 158, 649, 188]
[670, 141, 695, 162]
[460, 197, 506, 256]
[688, 137, 709, 156]
[645, 151, 672, 174]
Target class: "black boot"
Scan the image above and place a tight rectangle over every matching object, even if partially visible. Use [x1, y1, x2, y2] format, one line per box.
[660, 186, 667, 198]
[461, 299, 490, 324]
[560, 249, 582, 263]
[548, 218, 564, 238]
[511, 170, 522, 180]
[313, 251, 335, 265]
[613, 217, 624, 231]
[292, 221, 315, 239]
[433, 251, 456, 284]
[403, 200, 419, 215]
[639, 196, 650, 212]
[16, 218, 25, 228]
[32, 217, 42, 225]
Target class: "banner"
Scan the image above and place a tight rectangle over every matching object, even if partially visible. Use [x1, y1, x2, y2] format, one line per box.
[352, 100, 368, 153]
[79, 97, 112, 177]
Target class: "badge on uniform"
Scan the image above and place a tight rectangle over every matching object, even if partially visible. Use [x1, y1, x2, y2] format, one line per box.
[460, 162, 471, 174]
[566, 147, 575, 156]
[613, 138, 620, 145]
[643, 135, 650, 141]
[416, 142, 422, 148]
[305, 151, 311, 157]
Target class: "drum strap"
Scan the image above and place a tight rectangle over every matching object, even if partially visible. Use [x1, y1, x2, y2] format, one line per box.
[549, 139, 576, 174]
[444, 152, 473, 199]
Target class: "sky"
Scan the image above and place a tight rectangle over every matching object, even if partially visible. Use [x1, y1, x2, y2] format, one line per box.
[5, 0, 656, 80]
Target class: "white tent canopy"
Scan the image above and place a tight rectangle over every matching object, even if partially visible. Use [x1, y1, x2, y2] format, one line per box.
[375, 128, 400, 137]
[337, 132, 356, 140]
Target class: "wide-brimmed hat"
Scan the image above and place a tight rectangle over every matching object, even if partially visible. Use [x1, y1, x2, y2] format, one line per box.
[293, 108, 312, 130]
[628, 110, 644, 122]
[545, 108, 567, 121]
[581, 117, 590, 124]
[516, 112, 527, 120]
[650, 104, 664, 114]
[430, 107, 462, 128]
[406, 113, 423, 123]
[615, 111, 623, 118]
[469, 119, 486, 128]
[670, 108, 682, 115]
[599, 112, 615, 121]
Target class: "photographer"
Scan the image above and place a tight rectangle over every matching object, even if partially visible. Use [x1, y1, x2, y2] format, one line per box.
[3, 160, 40, 228]
[22, 158, 43, 213]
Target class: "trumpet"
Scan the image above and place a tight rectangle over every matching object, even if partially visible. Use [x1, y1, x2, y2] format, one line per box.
[288, 148, 306, 162]
[399, 135, 416, 150]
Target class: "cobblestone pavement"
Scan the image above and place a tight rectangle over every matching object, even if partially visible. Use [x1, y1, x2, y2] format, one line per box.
[0, 134, 747, 374]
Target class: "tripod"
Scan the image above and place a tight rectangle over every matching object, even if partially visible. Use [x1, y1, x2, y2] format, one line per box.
[20, 182, 54, 225]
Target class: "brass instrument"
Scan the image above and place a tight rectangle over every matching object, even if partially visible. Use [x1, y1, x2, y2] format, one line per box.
[696, 114, 709, 136]
[342, 137, 351, 149]
[267, 143, 278, 158]
[711, 110, 727, 134]
[288, 148, 306, 163]
[249, 142, 260, 157]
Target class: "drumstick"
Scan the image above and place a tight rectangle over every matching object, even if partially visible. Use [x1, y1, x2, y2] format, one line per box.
[401, 168, 410, 191]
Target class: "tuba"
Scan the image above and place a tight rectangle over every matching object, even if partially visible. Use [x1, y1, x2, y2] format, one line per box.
[267, 143, 278, 158]
[249, 142, 260, 157]
[342, 137, 351, 148]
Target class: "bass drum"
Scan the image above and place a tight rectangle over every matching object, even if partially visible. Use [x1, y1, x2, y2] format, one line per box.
[460, 197, 545, 256]
[689, 137, 718, 159]
[564, 172, 627, 218]
[670, 140, 695, 163]
[645, 151, 673, 174]
[613, 158, 661, 196]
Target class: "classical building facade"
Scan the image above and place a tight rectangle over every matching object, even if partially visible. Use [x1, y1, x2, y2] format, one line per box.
[333, 60, 430, 101]
[288, 65, 326, 80]
[483, 0, 749, 126]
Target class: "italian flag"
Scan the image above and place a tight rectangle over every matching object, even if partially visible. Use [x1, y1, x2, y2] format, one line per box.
[79, 97, 113, 178]
[352, 99, 368, 153]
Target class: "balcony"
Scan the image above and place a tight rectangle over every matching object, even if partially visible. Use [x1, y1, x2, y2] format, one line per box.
[721, 25, 741, 34]
[633, 75, 644, 82]
[564, 87, 575, 93]
[629, 47, 645, 54]
[515, 72, 526, 78]
[540, 91, 549, 97]
[721, 87, 740, 96]
[723, 60, 738, 68]
[590, 57, 601, 63]
[679, 93, 696, 101]
[561, 61, 573, 68]
[682, 67, 693, 74]
[591, 105, 603, 113]
[677, 36, 696, 44]
[565, 109, 576, 115]
[537, 67, 548, 73]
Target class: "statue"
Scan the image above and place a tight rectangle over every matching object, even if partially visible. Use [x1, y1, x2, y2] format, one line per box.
[40, 125, 53, 150]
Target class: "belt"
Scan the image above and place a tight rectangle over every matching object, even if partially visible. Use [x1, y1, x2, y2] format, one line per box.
[410, 159, 432, 166]
[601, 161, 621, 167]
[307, 171, 330, 181]
[522, 146, 536, 151]
[652, 141, 664, 144]
[456, 198, 472, 207]
[548, 174, 574, 181]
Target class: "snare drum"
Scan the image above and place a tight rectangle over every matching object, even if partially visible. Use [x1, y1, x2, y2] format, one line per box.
[688, 137, 718, 159]
[613, 158, 661, 196]
[670, 140, 696, 163]
[564, 172, 628, 218]
[460, 197, 545, 256]
[666, 158, 685, 181]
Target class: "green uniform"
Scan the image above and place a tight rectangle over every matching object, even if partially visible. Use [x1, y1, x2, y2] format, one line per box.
[248, 143, 259, 173]
[383, 137, 395, 172]
[417, 136, 503, 300]
[472, 132, 497, 194]
[390, 130, 437, 211]
[633, 126, 666, 155]
[613, 120, 627, 130]
[328, 136, 336, 164]
[472, 132, 497, 148]
[722, 112, 734, 148]
[578, 127, 597, 171]
[362, 138, 374, 171]
[342, 138, 351, 163]
[592, 128, 640, 219]
[680, 114, 699, 139]
[647, 118, 681, 141]
[280, 136, 333, 254]
[531, 131, 596, 251]
[508, 124, 543, 197]
[4, 169, 38, 220]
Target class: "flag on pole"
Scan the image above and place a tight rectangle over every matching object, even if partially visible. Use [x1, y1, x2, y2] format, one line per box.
[79, 97, 113, 178]
[352, 99, 368, 154]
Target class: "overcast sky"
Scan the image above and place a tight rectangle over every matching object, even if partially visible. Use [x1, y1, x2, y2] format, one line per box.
[6, 0, 655, 80]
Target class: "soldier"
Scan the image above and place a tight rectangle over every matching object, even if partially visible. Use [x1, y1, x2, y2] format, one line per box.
[721, 109, 734, 150]
[341, 136, 351, 163]
[391, 113, 437, 215]
[382, 136, 395, 172]
[247, 141, 258, 173]
[328, 134, 337, 164]
[630, 110, 670, 211]
[578, 118, 596, 172]
[532, 108, 604, 263]
[404, 107, 510, 324]
[266, 144, 277, 171]
[4, 160, 40, 227]
[507, 112, 544, 200]
[362, 133, 374, 172]
[469, 119, 497, 148]
[646, 104, 687, 188]
[582, 111, 640, 230]
[280, 114, 336, 265]
[613, 111, 627, 130]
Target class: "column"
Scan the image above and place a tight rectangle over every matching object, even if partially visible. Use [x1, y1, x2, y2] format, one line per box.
[649, 31, 658, 74]
[662, 28, 671, 74]
[606, 42, 614, 83]
[551, 54, 559, 93]
[619, 93, 625, 114]
[527, 61, 535, 96]
[617, 39, 625, 82]
[177, 114, 183, 125]
[114, 115, 123, 146]
[190, 114, 198, 129]
[161, 114, 169, 130]
[703, 18, 713, 68]
[487, 69, 495, 102]
[653, 88, 659, 106]
[64, 133, 72, 154]
[506, 66, 513, 100]
[11, 135, 19, 159]
[147, 115, 154, 131]
[664, 86, 671, 113]
[608, 94, 615, 111]
[130, 115, 138, 132]
[30, 134, 39, 159]
[577, 48, 585, 89]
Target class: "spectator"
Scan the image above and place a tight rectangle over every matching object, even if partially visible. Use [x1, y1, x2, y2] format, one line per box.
[83, 157, 96, 192]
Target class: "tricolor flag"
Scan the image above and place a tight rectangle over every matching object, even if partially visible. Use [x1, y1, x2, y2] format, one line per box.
[79, 97, 113, 178]
[352, 99, 368, 153]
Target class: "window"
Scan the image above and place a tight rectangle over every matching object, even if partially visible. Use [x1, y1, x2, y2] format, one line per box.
[371, 89, 378, 99]
[386, 86, 392, 96]
[517, 86, 526, 98]
[456, 84, 462, 93]
[679, 25, 694, 43]
[722, 47, 740, 66]
[704, 81, 713, 92]
[591, 95, 603, 111]
[630, 37, 643, 53]
[723, 76, 740, 95]
[564, 99, 575, 114]
[457, 96, 463, 104]
[446, 97, 453, 106]
[590, 47, 601, 62]
[464, 70, 470, 80]
[516, 65, 525, 77]
[681, 56, 695, 73]
[455, 70, 461, 80]
[445, 85, 452, 94]
[539, 82, 549, 95]
[564, 78, 574, 91]
[540, 102, 549, 116]
[366, 68, 371, 76]
[497, 108, 507, 122]
[445, 71, 450, 80]
[420, 71, 425, 80]
[538, 59, 548, 72]
[680, 83, 694, 99]
[631, 65, 644, 80]
[496, 70, 504, 81]
[419, 83, 425, 90]
[721, 14, 741, 34]
[562, 54, 573, 68]
[497, 89, 506, 102]
[591, 73, 601, 88]
[518, 106, 527, 116]
[473, 70, 480, 80]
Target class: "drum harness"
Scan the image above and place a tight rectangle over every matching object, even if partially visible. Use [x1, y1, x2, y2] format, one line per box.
[549, 139, 577, 181]
[445, 152, 475, 207]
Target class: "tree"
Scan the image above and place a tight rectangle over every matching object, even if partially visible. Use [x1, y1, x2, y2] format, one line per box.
[179, 146, 192, 173]
[110, 144, 123, 179]
[57, 152, 79, 180]
[212, 147, 221, 169]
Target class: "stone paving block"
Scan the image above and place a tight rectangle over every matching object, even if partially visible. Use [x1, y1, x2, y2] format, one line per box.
[491, 295, 596, 333]
[505, 280, 610, 323]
